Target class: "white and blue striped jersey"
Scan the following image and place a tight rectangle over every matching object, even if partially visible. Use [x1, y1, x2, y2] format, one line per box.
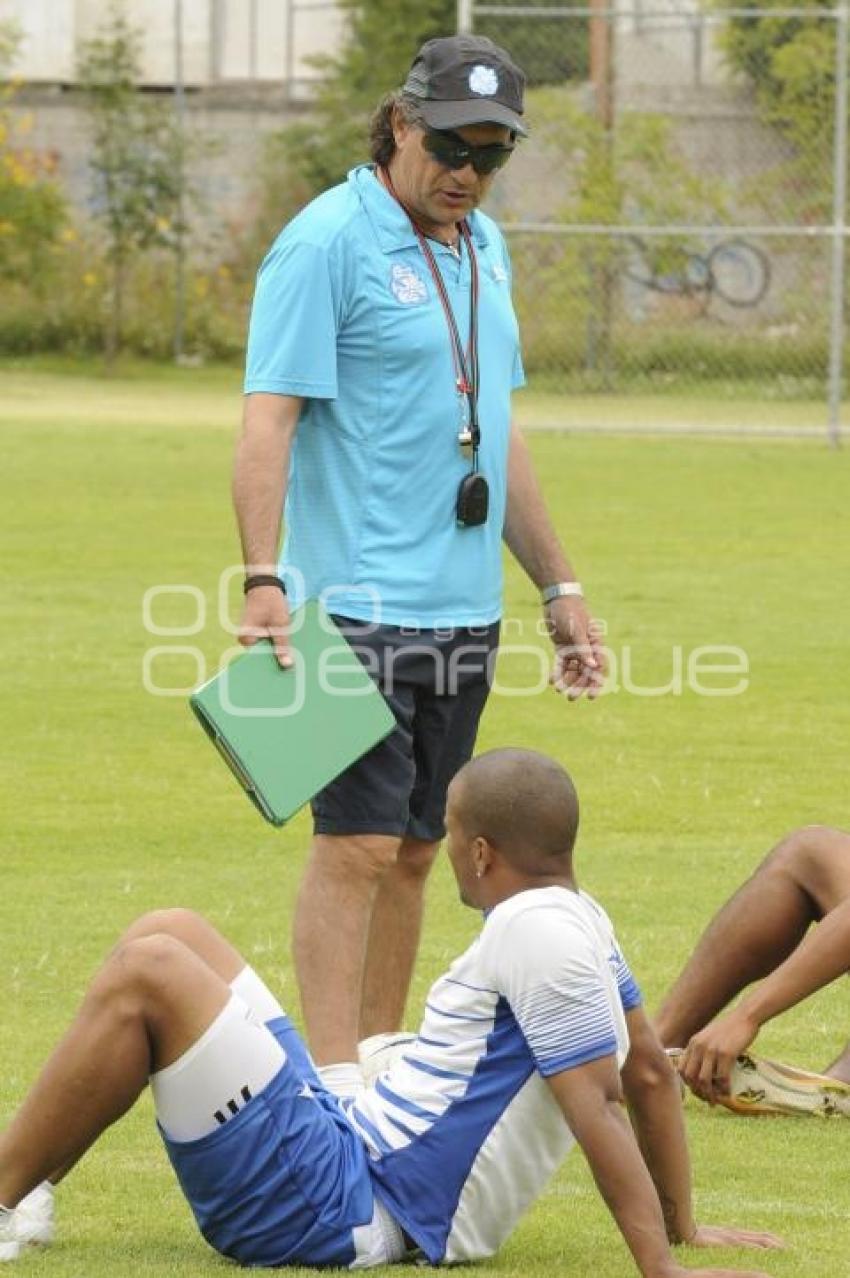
[343, 885, 642, 1265]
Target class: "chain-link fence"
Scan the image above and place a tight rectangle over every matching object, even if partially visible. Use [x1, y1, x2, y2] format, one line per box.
[461, 1, 849, 439]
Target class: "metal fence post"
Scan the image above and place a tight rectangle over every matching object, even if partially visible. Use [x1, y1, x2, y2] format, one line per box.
[457, 0, 474, 34]
[828, 4, 848, 447]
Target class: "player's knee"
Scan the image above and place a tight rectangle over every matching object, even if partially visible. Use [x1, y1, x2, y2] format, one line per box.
[120, 907, 199, 946]
[317, 833, 402, 881]
[768, 825, 842, 879]
[397, 837, 440, 881]
[111, 933, 190, 1001]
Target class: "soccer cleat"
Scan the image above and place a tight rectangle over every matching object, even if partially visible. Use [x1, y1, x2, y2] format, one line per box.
[665, 1047, 687, 1100]
[15, 1182, 54, 1247]
[0, 1210, 19, 1262]
[720, 1054, 850, 1117]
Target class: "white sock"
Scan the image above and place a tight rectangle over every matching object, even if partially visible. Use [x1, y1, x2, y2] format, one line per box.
[317, 1062, 365, 1098]
[229, 966, 285, 1024]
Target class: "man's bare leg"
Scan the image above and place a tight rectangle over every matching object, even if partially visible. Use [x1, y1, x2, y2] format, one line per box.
[0, 934, 230, 1209]
[656, 825, 850, 1049]
[22, 909, 266, 1196]
[359, 836, 440, 1039]
[292, 833, 401, 1065]
[119, 907, 245, 982]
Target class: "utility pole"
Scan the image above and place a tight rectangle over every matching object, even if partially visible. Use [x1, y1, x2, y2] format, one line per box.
[589, 0, 613, 131]
[173, 0, 186, 363]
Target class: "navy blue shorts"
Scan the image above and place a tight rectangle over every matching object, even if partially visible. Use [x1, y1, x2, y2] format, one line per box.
[160, 1018, 376, 1268]
[311, 618, 500, 842]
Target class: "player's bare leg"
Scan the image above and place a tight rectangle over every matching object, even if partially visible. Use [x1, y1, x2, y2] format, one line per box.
[0, 935, 229, 1210]
[359, 836, 440, 1039]
[16, 909, 261, 1197]
[292, 833, 401, 1065]
[119, 907, 245, 984]
[656, 826, 850, 1048]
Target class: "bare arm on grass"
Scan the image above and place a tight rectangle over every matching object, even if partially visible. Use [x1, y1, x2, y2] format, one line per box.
[546, 1012, 781, 1278]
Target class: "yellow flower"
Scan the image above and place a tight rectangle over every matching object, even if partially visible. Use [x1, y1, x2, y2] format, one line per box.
[217, 264, 231, 280]
[0, 220, 15, 236]
[82, 271, 98, 288]
[60, 226, 78, 244]
[155, 216, 171, 233]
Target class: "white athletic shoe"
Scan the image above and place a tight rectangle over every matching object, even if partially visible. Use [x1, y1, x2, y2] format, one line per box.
[15, 1182, 54, 1247]
[720, 1054, 850, 1118]
[0, 1210, 19, 1263]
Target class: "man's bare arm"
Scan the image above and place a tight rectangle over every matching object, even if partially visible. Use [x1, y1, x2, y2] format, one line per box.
[502, 420, 576, 586]
[548, 1048, 781, 1277]
[547, 1055, 678, 1278]
[620, 1006, 697, 1245]
[680, 896, 850, 1102]
[503, 422, 605, 699]
[232, 392, 303, 665]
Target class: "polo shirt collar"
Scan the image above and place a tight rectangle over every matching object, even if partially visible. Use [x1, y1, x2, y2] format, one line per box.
[349, 164, 491, 255]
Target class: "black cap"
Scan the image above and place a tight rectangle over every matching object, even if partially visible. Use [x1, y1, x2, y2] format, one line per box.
[402, 35, 527, 137]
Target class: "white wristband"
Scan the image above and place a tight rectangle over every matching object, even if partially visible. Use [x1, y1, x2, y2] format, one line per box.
[541, 581, 583, 605]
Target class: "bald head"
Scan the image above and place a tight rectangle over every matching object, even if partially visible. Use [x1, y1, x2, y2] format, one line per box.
[451, 748, 580, 876]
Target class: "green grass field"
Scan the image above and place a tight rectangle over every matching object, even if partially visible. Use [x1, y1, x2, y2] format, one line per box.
[1, 364, 849, 1278]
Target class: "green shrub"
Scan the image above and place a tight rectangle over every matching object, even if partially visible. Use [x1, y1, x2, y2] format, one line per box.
[0, 239, 249, 362]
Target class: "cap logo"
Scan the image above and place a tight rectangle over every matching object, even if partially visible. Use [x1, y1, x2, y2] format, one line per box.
[469, 64, 499, 97]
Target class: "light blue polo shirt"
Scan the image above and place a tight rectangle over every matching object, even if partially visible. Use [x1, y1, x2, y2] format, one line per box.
[244, 164, 525, 627]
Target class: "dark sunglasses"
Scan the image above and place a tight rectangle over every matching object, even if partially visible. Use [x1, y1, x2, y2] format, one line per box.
[422, 128, 515, 176]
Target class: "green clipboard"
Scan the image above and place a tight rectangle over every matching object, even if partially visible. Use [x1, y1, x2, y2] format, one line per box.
[190, 600, 396, 826]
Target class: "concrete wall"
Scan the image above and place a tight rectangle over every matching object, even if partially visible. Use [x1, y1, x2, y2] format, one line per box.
[615, 0, 730, 91]
[0, 0, 346, 91]
[12, 85, 313, 244]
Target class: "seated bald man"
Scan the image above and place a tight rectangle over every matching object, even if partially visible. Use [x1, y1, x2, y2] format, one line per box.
[0, 750, 779, 1275]
[656, 824, 850, 1115]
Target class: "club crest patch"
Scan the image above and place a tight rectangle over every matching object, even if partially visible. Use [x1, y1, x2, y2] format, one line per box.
[390, 262, 428, 305]
[469, 64, 499, 97]
[492, 263, 508, 283]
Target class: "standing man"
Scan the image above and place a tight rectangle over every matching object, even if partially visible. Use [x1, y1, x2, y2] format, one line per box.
[233, 35, 605, 1090]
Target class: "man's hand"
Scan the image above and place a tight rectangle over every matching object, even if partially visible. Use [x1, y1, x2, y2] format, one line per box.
[688, 1225, 783, 1251]
[655, 1267, 775, 1278]
[677, 1010, 760, 1105]
[238, 586, 293, 668]
[545, 596, 606, 700]
[649, 1223, 784, 1277]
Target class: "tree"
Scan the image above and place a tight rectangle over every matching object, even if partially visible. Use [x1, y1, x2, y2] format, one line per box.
[717, 0, 839, 221]
[477, 0, 589, 88]
[280, 0, 455, 200]
[514, 87, 730, 380]
[77, 8, 184, 362]
[0, 21, 66, 287]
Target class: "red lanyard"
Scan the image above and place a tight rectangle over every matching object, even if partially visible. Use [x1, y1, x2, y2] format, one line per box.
[380, 169, 481, 469]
